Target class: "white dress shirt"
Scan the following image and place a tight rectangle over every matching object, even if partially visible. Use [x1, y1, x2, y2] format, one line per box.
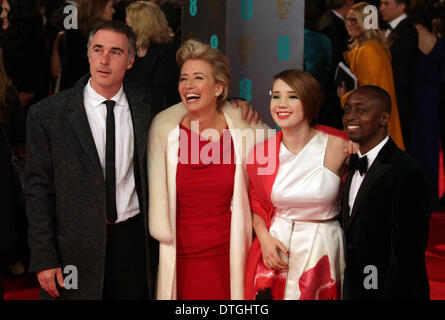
[84, 79, 140, 222]
[348, 136, 389, 215]
[385, 13, 408, 37]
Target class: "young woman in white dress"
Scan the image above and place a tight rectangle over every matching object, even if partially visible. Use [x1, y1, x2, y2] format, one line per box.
[245, 69, 355, 300]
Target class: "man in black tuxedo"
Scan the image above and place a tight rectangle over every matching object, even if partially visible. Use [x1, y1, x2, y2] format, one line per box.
[317, 0, 354, 129]
[341, 86, 431, 299]
[25, 20, 159, 300]
[380, 0, 418, 146]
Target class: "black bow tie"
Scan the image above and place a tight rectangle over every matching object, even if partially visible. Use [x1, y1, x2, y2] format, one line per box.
[348, 154, 368, 176]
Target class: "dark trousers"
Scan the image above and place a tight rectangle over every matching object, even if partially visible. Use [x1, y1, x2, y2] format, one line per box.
[103, 213, 149, 300]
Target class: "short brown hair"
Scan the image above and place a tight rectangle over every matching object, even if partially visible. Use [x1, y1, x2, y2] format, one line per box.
[176, 39, 230, 110]
[273, 69, 323, 123]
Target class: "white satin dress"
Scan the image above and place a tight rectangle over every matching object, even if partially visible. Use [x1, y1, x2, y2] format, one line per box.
[268, 131, 345, 300]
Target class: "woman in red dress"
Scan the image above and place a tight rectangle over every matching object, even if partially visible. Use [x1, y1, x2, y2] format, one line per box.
[148, 39, 270, 299]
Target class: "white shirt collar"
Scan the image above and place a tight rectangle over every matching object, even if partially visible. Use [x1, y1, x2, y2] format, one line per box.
[85, 78, 125, 109]
[358, 136, 389, 169]
[389, 13, 408, 30]
[332, 9, 345, 22]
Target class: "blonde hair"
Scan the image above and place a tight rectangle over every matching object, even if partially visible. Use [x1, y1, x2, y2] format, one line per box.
[176, 39, 231, 110]
[348, 2, 388, 50]
[126, 1, 172, 50]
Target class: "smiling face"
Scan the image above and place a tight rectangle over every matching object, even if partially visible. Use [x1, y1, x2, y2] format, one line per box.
[0, 0, 10, 30]
[178, 59, 223, 115]
[345, 10, 364, 40]
[270, 78, 307, 129]
[343, 89, 389, 154]
[88, 29, 134, 99]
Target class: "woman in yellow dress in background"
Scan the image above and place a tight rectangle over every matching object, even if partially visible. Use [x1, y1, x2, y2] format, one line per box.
[338, 1, 405, 150]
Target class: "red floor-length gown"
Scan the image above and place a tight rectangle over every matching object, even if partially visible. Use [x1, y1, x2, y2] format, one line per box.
[176, 124, 235, 299]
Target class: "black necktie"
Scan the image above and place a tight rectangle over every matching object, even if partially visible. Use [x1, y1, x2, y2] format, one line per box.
[104, 100, 117, 224]
[348, 154, 368, 176]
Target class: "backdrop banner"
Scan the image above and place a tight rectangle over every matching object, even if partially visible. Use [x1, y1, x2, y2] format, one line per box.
[182, 0, 304, 127]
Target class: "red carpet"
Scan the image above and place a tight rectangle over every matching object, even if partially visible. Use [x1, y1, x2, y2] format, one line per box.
[3, 274, 39, 300]
[426, 211, 445, 300]
[3, 210, 445, 301]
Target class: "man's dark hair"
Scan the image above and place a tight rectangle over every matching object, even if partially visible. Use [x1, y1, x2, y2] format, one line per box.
[395, 0, 411, 11]
[87, 20, 137, 59]
[112, 0, 135, 23]
[409, 3, 434, 31]
[359, 85, 392, 114]
[305, 0, 326, 30]
[328, 0, 347, 10]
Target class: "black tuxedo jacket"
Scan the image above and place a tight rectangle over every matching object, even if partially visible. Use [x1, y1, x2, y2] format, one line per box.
[388, 18, 419, 139]
[25, 75, 159, 299]
[319, 10, 349, 69]
[340, 138, 431, 299]
[125, 43, 180, 113]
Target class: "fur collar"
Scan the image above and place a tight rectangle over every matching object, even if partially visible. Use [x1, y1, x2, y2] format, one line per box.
[148, 101, 269, 242]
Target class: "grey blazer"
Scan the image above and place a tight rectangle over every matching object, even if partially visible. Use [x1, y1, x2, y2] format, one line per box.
[24, 75, 159, 299]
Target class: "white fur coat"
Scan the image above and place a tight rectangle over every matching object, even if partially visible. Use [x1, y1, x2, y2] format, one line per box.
[148, 101, 270, 299]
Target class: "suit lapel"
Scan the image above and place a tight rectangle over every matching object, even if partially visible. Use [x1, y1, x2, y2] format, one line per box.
[348, 140, 395, 228]
[67, 79, 103, 174]
[341, 169, 354, 234]
[67, 77, 151, 180]
[388, 18, 408, 46]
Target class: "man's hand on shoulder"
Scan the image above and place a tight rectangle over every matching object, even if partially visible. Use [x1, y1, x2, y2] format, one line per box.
[230, 99, 261, 124]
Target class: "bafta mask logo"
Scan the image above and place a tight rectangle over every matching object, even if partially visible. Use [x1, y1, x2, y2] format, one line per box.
[238, 36, 256, 63]
[277, 0, 293, 20]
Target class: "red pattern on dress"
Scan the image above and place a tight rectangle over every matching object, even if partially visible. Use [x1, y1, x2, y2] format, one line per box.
[299, 255, 340, 300]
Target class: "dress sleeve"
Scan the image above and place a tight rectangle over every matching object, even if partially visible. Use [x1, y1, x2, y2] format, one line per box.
[354, 45, 386, 87]
[340, 45, 386, 106]
[246, 143, 275, 228]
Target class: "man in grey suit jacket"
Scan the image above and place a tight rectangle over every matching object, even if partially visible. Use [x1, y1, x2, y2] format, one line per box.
[24, 20, 159, 299]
